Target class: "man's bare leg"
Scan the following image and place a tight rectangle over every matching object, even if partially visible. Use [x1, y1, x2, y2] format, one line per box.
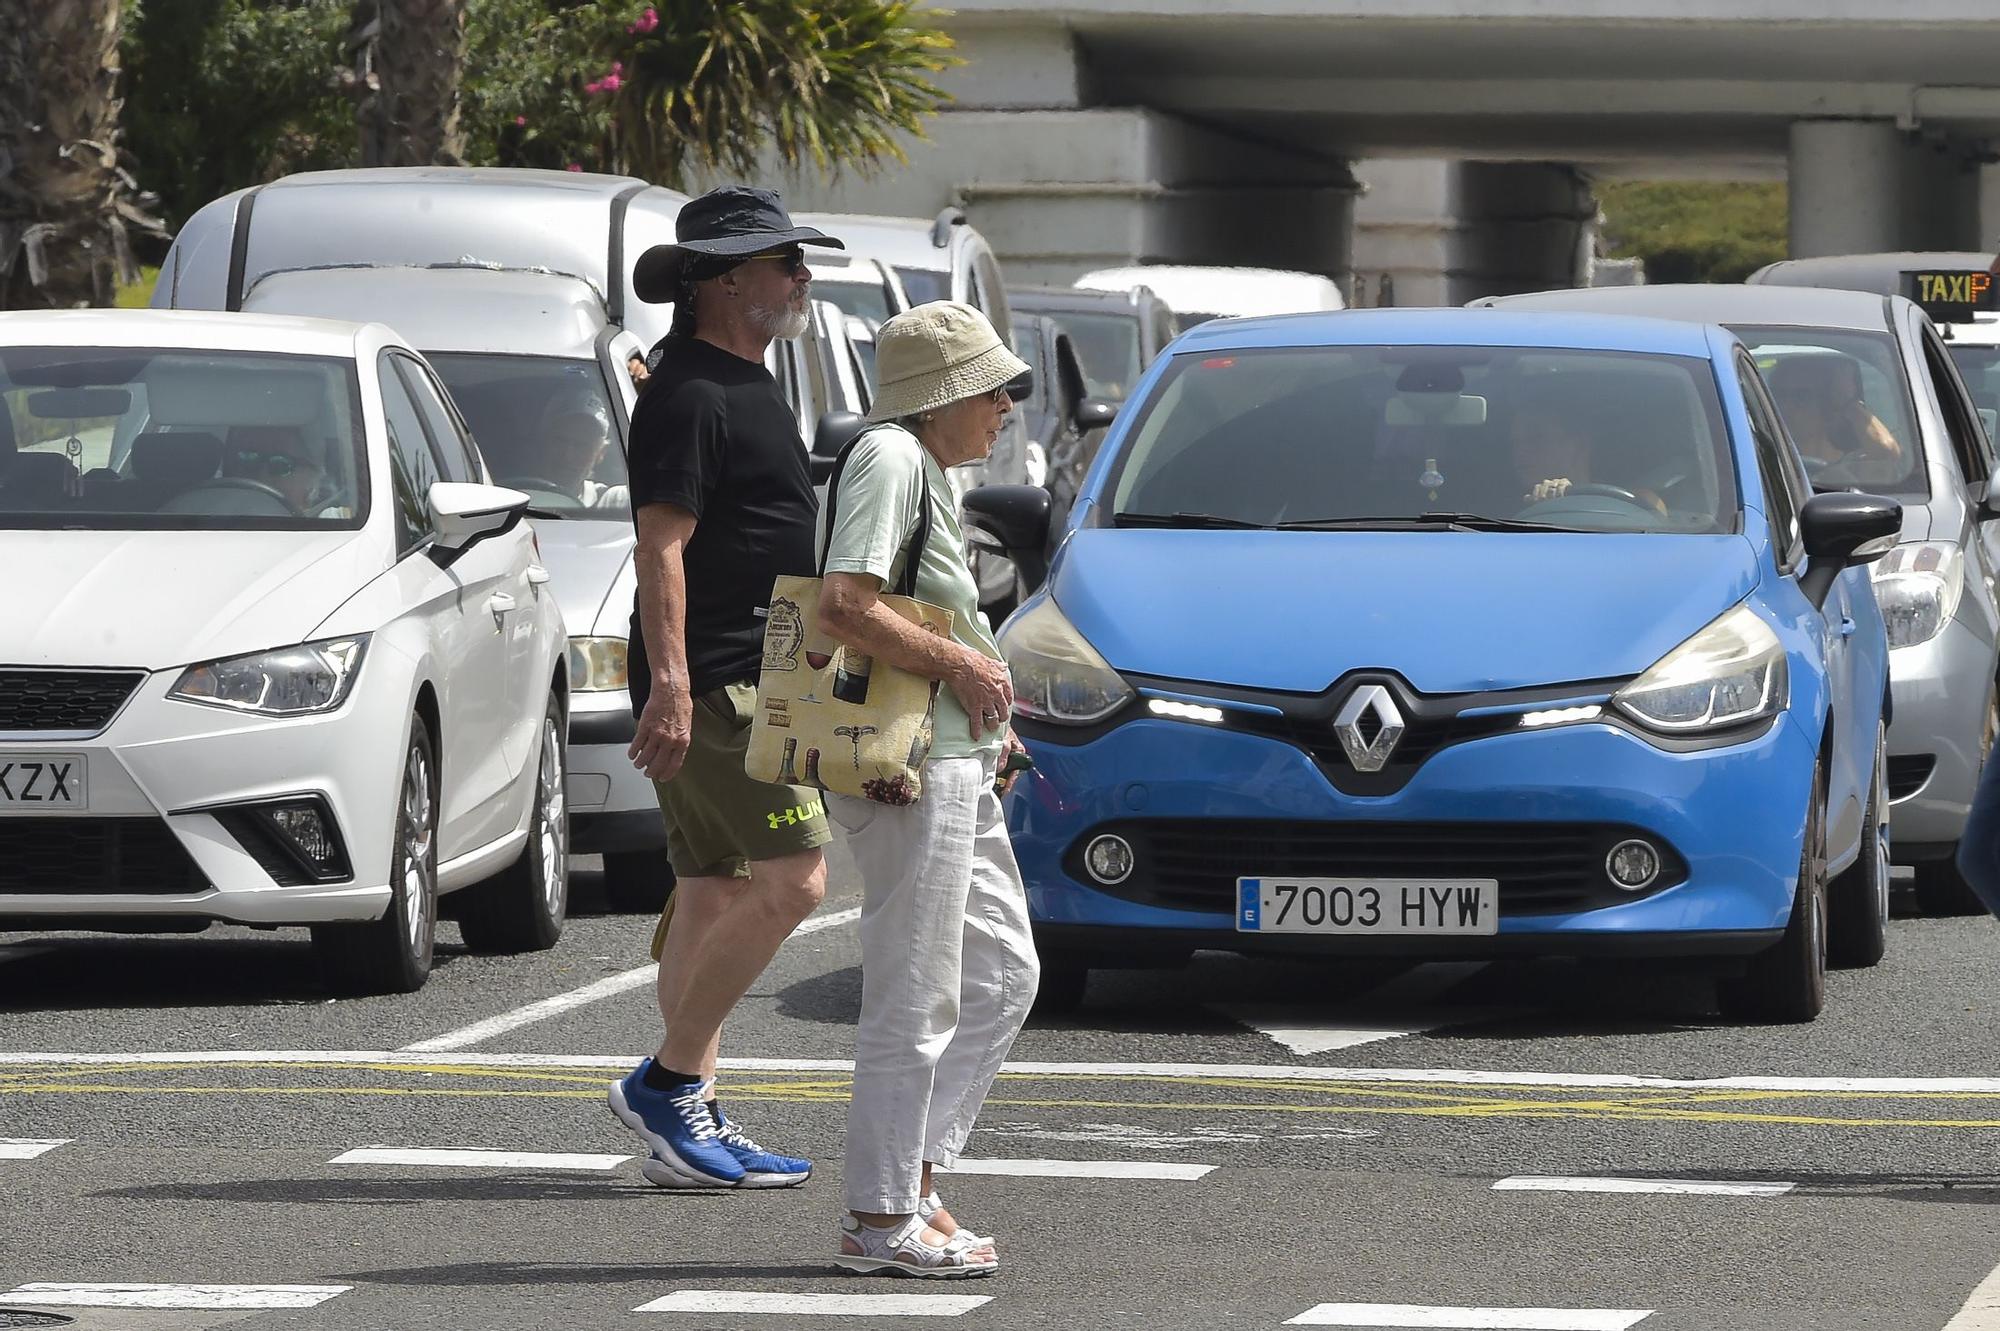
[654, 875, 735, 1080]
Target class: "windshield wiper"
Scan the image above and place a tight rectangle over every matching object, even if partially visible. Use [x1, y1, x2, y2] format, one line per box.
[523, 505, 571, 521]
[1274, 512, 1582, 534]
[1112, 510, 1272, 530]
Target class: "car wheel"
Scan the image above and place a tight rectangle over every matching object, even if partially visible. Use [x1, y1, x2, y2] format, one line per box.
[1829, 721, 1890, 969]
[603, 848, 675, 914]
[313, 712, 439, 995]
[459, 692, 570, 953]
[1030, 949, 1089, 1018]
[1718, 757, 1828, 1024]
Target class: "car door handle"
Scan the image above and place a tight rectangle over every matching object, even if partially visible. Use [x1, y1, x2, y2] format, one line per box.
[1839, 616, 1857, 638]
[526, 565, 552, 587]
[487, 593, 517, 627]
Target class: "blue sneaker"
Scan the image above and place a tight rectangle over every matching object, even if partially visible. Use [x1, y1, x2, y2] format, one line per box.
[608, 1061, 744, 1188]
[713, 1111, 813, 1189]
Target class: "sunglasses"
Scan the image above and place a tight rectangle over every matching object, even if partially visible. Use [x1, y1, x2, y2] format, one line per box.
[739, 248, 809, 277]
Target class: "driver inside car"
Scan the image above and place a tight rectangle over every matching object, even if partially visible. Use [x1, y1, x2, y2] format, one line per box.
[1507, 386, 1668, 517]
[225, 424, 331, 515]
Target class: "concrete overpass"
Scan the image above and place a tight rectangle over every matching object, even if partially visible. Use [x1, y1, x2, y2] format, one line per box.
[728, 1, 2000, 303]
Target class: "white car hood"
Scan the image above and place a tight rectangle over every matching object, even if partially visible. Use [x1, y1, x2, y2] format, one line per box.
[0, 530, 385, 671]
[531, 519, 635, 637]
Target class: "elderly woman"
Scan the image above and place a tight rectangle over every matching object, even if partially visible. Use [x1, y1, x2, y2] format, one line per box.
[816, 301, 1041, 1278]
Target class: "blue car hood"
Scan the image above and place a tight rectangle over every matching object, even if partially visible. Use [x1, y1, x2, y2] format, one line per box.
[1049, 530, 1762, 694]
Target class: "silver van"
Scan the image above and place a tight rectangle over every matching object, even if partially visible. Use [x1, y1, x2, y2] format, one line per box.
[1481, 284, 2000, 914]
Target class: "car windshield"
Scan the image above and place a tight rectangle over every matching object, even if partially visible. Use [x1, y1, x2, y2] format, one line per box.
[1055, 311, 1144, 401]
[0, 346, 367, 530]
[1734, 327, 1929, 499]
[1947, 341, 2000, 442]
[815, 277, 894, 328]
[1106, 345, 1738, 535]
[894, 266, 949, 306]
[425, 353, 629, 520]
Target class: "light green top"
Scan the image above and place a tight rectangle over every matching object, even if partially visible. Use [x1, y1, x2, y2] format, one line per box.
[819, 424, 1004, 760]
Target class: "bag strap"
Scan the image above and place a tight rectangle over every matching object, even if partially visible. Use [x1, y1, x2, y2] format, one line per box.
[818, 425, 935, 599]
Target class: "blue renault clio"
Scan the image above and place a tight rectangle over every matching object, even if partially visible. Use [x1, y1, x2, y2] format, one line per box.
[967, 309, 1902, 1023]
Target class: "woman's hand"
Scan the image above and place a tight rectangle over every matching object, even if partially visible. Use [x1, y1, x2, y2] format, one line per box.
[948, 648, 1014, 739]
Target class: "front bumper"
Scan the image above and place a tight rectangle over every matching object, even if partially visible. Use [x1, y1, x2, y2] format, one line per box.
[1006, 709, 1816, 959]
[0, 670, 409, 926]
[564, 689, 665, 854]
[1883, 614, 1996, 851]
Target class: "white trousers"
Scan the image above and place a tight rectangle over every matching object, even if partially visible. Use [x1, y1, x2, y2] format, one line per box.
[827, 753, 1041, 1214]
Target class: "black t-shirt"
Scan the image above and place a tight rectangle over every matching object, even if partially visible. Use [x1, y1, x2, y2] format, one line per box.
[627, 334, 816, 710]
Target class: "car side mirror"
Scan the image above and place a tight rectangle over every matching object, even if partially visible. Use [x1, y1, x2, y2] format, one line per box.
[1982, 471, 2000, 519]
[811, 410, 869, 484]
[1074, 398, 1119, 433]
[1798, 491, 1902, 609]
[430, 481, 529, 554]
[962, 484, 1053, 594]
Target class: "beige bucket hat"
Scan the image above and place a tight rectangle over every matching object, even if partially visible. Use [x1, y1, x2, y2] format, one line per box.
[867, 300, 1031, 423]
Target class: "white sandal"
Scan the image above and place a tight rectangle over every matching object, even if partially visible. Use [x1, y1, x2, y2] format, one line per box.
[920, 1191, 996, 1254]
[835, 1213, 999, 1279]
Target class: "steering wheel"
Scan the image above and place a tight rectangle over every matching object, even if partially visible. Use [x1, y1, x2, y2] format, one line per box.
[1560, 482, 1645, 505]
[159, 477, 300, 517]
[498, 476, 584, 510]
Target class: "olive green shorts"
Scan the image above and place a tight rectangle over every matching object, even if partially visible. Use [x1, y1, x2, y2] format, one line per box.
[651, 677, 830, 881]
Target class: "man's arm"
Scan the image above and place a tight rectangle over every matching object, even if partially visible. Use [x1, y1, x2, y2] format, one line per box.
[628, 502, 699, 780]
[818, 572, 1013, 739]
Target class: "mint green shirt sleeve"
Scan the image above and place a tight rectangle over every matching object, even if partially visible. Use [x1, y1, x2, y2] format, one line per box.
[823, 429, 924, 586]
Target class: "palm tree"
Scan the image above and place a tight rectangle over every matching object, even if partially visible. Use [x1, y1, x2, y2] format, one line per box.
[605, 0, 959, 187]
[0, 0, 146, 308]
[349, 0, 469, 166]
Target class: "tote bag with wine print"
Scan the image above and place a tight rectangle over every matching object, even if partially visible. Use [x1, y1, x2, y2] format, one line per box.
[745, 431, 955, 805]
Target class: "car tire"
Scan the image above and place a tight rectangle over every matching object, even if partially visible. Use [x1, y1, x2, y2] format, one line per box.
[1829, 722, 1890, 969]
[1030, 950, 1089, 1017]
[1718, 757, 1828, 1024]
[458, 692, 570, 954]
[603, 848, 676, 914]
[313, 712, 439, 996]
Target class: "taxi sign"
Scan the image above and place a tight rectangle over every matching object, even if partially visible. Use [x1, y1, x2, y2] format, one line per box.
[1904, 269, 1998, 323]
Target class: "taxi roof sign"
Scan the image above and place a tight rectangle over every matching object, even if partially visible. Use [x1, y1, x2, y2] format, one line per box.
[1904, 269, 1998, 324]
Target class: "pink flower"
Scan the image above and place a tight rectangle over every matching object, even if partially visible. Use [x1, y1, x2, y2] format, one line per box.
[628, 6, 659, 33]
[565, 163, 583, 172]
[583, 78, 604, 94]
[513, 115, 527, 126]
[612, 61, 624, 74]
[601, 73, 622, 91]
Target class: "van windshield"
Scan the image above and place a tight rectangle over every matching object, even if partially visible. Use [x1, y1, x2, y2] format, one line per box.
[0, 346, 367, 530]
[426, 353, 630, 519]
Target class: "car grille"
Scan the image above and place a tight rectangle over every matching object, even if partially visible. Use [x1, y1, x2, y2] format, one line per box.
[1888, 755, 1935, 801]
[0, 818, 205, 895]
[1067, 818, 1686, 916]
[0, 669, 146, 733]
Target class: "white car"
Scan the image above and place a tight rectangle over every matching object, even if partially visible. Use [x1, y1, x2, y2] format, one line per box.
[1074, 264, 1346, 329]
[0, 310, 570, 993]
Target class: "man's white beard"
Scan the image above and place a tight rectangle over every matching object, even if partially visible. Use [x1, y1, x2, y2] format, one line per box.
[751, 298, 810, 341]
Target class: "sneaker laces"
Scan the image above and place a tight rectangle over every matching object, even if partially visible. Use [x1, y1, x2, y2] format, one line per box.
[714, 1116, 768, 1154]
[668, 1085, 721, 1142]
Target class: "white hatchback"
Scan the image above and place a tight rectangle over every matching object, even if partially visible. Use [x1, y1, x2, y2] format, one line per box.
[0, 310, 571, 993]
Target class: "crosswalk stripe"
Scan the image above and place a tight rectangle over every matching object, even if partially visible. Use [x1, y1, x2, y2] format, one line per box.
[1943, 1255, 2000, 1329]
[635, 1290, 992, 1316]
[0, 1139, 68, 1160]
[2, 1284, 350, 1310]
[1493, 1176, 1795, 1197]
[1286, 1306, 1651, 1329]
[330, 1147, 631, 1171]
[949, 1158, 1215, 1180]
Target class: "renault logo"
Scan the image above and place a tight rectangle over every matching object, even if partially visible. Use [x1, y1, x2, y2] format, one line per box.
[1333, 684, 1405, 773]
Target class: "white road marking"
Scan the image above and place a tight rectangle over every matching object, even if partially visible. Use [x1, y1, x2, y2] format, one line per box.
[635, 1290, 992, 1316]
[1943, 1256, 2000, 1330]
[398, 902, 861, 1053]
[2, 1284, 350, 1310]
[0, 1139, 68, 1160]
[12, 1050, 2000, 1095]
[1494, 1176, 1795, 1198]
[1221, 963, 1496, 1055]
[330, 1147, 631, 1171]
[978, 1120, 1378, 1149]
[1287, 1305, 1650, 1329]
[947, 1157, 1215, 1180]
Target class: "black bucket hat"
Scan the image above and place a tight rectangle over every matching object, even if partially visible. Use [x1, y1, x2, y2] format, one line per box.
[632, 185, 844, 304]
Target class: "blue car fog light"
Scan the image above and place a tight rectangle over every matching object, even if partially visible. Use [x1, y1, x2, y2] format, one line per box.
[1607, 839, 1662, 892]
[1085, 834, 1135, 885]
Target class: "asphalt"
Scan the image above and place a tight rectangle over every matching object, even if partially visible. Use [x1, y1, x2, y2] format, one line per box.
[3, 864, 2000, 1330]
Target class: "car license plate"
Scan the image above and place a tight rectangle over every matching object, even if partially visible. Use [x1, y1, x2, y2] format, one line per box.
[0, 755, 87, 811]
[1236, 877, 1497, 935]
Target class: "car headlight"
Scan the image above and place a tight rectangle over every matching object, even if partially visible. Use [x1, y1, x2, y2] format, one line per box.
[169, 637, 369, 717]
[1871, 542, 1964, 649]
[996, 596, 1134, 725]
[1614, 604, 1787, 734]
[567, 637, 630, 692]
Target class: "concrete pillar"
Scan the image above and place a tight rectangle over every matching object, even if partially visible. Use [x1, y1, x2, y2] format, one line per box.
[1788, 120, 1907, 257]
[1350, 159, 1595, 306]
[1980, 161, 2000, 255]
